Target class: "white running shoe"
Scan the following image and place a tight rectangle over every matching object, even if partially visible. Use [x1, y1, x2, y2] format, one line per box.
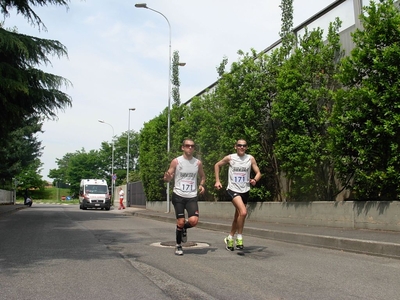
[175, 245, 183, 255]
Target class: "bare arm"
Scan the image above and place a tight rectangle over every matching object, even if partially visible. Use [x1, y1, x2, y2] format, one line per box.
[163, 158, 178, 182]
[214, 155, 230, 190]
[249, 156, 261, 186]
[197, 161, 206, 195]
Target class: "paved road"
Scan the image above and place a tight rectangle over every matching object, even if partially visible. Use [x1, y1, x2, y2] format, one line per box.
[2, 203, 400, 259]
[1, 204, 400, 300]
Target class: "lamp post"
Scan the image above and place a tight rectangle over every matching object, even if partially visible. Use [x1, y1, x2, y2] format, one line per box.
[127, 108, 136, 184]
[98, 119, 115, 205]
[135, 3, 186, 213]
[135, 3, 173, 213]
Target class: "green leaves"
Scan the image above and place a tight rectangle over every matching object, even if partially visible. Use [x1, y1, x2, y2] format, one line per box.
[272, 19, 343, 201]
[331, 0, 400, 200]
[0, 0, 71, 185]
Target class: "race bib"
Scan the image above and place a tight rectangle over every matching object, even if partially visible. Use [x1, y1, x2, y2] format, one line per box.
[233, 172, 248, 183]
[180, 179, 195, 191]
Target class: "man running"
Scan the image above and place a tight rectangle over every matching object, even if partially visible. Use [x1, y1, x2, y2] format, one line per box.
[214, 139, 261, 251]
[164, 139, 206, 255]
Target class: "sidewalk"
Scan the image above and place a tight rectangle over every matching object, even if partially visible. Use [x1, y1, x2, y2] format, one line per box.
[2, 204, 399, 259]
[123, 207, 400, 259]
[0, 204, 27, 216]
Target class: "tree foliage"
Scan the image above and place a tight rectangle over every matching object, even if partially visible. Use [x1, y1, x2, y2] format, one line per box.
[273, 19, 344, 201]
[0, 116, 43, 186]
[0, 24, 72, 138]
[331, 0, 400, 200]
[208, 49, 275, 201]
[279, 0, 295, 58]
[0, 0, 71, 184]
[15, 158, 46, 190]
[48, 129, 141, 194]
[1, 0, 69, 30]
[139, 114, 169, 201]
[49, 148, 106, 195]
[171, 50, 181, 106]
[119, 130, 140, 184]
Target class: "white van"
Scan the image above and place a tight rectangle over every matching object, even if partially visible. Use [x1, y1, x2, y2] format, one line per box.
[79, 179, 111, 210]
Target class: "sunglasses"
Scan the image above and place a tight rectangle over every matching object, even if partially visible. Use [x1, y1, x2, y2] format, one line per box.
[236, 144, 247, 148]
[184, 144, 195, 148]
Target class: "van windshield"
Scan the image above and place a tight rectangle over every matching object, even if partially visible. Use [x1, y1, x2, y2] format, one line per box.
[85, 185, 108, 194]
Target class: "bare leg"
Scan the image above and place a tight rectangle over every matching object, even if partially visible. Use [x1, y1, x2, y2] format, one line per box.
[187, 216, 198, 227]
[229, 209, 239, 236]
[230, 196, 247, 236]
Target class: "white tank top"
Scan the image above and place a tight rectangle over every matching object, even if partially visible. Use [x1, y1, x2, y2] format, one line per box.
[173, 155, 200, 198]
[227, 153, 252, 193]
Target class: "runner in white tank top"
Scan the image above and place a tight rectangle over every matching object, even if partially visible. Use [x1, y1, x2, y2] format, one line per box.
[164, 139, 206, 255]
[227, 153, 252, 193]
[214, 139, 261, 251]
[173, 155, 201, 198]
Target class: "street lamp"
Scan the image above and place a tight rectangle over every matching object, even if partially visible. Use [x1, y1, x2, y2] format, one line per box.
[127, 108, 136, 184]
[98, 119, 115, 205]
[135, 3, 186, 213]
[135, 2, 173, 213]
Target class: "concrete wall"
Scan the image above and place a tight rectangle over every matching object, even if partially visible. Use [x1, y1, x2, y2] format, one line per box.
[146, 201, 400, 232]
[0, 189, 15, 204]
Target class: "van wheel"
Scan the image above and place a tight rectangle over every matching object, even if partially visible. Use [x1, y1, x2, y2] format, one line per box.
[105, 206, 110, 211]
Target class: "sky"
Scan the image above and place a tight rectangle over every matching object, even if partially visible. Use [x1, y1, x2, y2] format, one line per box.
[4, 0, 336, 181]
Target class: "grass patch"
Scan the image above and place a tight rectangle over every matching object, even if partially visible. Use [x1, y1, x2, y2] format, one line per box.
[17, 186, 76, 202]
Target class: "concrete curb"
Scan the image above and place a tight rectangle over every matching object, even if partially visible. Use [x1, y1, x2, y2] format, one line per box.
[241, 227, 400, 259]
[0, 205, 27, 216]
[130, 211, 400, 259]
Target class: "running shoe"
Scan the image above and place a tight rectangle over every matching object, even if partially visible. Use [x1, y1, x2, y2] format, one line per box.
[175, 245, 183, 256]
[182, 227, 187, 243]
[236, 238, 244, 250]
[224, 237, 234, 251]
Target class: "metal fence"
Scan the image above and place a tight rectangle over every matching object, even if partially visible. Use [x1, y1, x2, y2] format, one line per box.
[126, 181, 146, 207]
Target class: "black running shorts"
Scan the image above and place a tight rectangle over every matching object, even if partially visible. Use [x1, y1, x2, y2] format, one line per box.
[226, 189, 249, 205]
[172, 193, 199, 219]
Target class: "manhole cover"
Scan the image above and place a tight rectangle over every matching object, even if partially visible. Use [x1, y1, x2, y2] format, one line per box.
[151, 241, 210, 248]
[161, 241, 197, 247]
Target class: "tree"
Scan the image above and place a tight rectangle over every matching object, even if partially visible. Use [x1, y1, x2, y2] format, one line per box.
[49, 149, 107, 195]
[279, 0, 295, 59]
[173, 92, 228, 200]
[0, 24, 72, 138]
[331, 0, 400, 200]
[0, 0, 70, 30]
[171, 50, 182, 106]
[116, 130, 140, 184]
[0, 0, 72, 183]
[139, 114, 169, 201]
[273, 19, 343, 201]
[15, 158, 46, 190]
[48, 152, 74, 185]
[0, 116, 43, 187]
[103, 130, 140, 186]
[194, 50, 275, 201]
